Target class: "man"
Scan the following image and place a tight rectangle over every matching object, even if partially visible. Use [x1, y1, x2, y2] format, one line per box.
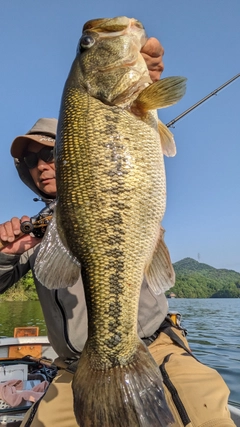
[0, 39, 235, 427]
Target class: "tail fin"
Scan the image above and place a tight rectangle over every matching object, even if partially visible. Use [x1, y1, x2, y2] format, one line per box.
[72, 340, 174, 426]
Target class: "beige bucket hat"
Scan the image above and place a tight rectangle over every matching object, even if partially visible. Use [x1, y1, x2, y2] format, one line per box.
[10, 118, 58, 159]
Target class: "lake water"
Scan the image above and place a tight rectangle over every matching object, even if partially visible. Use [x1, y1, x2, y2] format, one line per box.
[168, 298, 240, 406]
[0, 298, 239, 405]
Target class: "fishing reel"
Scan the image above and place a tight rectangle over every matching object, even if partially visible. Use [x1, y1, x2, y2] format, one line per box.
[20, 200, 56, 238]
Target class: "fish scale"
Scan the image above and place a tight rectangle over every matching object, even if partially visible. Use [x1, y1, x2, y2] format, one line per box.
[57, 89, 165, 367]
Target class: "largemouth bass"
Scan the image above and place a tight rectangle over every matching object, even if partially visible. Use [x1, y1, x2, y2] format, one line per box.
[35, 16, 186, 427]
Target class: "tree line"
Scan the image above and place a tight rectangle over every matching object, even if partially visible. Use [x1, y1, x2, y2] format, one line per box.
[1, 257, 240, 301]
[166, 258, 240, 298]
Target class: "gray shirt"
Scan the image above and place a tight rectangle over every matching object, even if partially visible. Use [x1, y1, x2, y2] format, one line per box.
[0, 246, 168, 359]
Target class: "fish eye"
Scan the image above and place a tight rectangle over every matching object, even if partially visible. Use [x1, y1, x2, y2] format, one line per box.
[79, 35, 95, 49]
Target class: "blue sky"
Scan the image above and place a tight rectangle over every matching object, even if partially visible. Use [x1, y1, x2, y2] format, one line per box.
[1, 1, 240, 272]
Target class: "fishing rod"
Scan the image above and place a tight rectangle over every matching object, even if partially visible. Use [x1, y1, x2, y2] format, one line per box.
[166, 73, 240, 128]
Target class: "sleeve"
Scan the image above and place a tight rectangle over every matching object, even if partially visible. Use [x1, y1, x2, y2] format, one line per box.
[137, 277, 169, 338]
[0, 251, 31, 293]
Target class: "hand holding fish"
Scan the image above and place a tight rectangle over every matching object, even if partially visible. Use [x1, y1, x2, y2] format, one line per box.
[141, 37, 164, 81]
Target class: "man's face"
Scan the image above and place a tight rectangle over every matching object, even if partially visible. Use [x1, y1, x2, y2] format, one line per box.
[26, 141, 57, 197]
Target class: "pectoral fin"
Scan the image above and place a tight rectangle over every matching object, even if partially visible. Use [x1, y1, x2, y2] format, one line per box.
[133, 76, 187, 112]
[34, 210, 81, 289]
[145, 226, 175, 295]
[158, 119, 176, 157]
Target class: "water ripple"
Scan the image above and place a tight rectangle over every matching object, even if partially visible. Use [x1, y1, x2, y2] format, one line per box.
[169, 298, 240, 405]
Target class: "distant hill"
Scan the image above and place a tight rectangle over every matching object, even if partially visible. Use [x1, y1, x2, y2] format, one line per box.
[1, 257, 240, 301]
[166, 257, 240, 298]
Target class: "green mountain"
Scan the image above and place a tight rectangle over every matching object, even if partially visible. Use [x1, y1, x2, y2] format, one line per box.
[167, 257, 240, 298]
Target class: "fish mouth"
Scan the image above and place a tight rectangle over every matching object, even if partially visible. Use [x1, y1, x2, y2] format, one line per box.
[82, 16, 147, 48]
[83, 16, 144, 33]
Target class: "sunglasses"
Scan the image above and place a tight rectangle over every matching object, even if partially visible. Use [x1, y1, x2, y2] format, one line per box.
[23, 146, 54, 169]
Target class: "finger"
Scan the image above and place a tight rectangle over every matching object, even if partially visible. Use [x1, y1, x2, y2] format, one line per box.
[20, 215, 31, 223]
[145, 57, 164, 70]
[141, 37, 164, 58]
[0, 234, 41, 254]
[141, 38, 165, 82]
[141, 53, 164, 81]
[0, 221, 16, 242]
[148, 66, 164, 82]
[143, 56, 164, 73]
[11, 217, 25, 235]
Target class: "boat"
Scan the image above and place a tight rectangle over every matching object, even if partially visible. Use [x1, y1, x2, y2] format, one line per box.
[0, 327, 58, 426]
[0, 328, 239, 426]
[0, 335, 57, 361]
